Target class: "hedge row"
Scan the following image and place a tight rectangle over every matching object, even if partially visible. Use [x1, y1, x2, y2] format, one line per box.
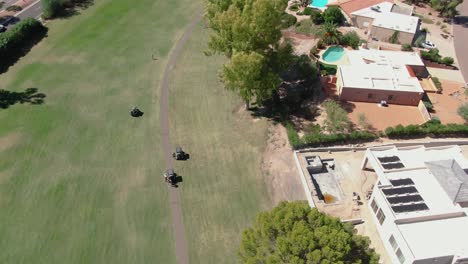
[0, 18, 48, 73]
[285, 120, 468, 149]
[385, 121, 468, 138]
[285, 121, 378, 149]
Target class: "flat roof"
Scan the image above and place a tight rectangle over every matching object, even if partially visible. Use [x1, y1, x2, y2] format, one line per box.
[351, 1, 419, 33]
[340, 49, 424, 93]
[398, 215, 468, 259]
[366, 145, 468, 259]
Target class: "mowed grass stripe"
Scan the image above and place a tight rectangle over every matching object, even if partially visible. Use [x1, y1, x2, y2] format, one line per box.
[168, 23, 270, 264]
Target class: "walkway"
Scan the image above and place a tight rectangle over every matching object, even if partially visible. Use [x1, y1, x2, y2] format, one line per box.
[158, 12, 203, 264]
[454, 0, 468, 84]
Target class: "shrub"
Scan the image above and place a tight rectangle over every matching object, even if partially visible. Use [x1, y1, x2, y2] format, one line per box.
[295, 19, 319, 35]
[289, 4, 299, 11]
[310, 46, 319, 56]
[323, 99, 352, 133]
[458, 103, 468, 122]
[318, 61, 337, 75]
[414, 35, 426, 47]
[423, 100, 433, 111]
[389, 31, 399, 44]
[421, 48, 441, 62]
[281, 13, 297, 28]
[358, 113, 372, 130]
[6, 5, 22, 11]
[302, 7, 315, 15]
[385, 122, 468, 138]
[432, 76, 442, 91]
[0, 18, 48, 72]
[341, 31, 360, 49]
[316, 39, 325, 49]
[42, 0, 64, 19]
[441, 57, 454, 65]
[310, 9, 324, 24]
[401, 43, 413, 51]
[284, 121, 303, 149]
[436, 21, 441, 25]
[0, 1, 4, 8]
[322, 6, 344, 24]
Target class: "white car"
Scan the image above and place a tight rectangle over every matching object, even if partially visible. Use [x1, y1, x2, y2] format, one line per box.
[0, 24, 6, 33]
[421, 40, 437, 49]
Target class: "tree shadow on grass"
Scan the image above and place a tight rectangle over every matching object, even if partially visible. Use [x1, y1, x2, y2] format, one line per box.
[0, 88, 46, 109]
[57, 0, 94, 19]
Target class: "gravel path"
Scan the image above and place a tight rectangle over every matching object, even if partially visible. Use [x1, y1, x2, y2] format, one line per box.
[159, 12, 203, 264]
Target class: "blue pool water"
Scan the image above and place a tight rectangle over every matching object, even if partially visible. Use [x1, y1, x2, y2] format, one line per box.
[322, 46, 345, 63]
[310, 0, 328, 8]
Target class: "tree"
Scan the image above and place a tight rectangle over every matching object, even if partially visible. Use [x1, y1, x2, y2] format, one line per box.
[388, 31, 399, 44]
[323, 99, 351, 133]
[341, 31, 360, 49]
[318, 22, 342, 45]
[222, 52, 281, 109]
[322, 6, 344, 24]
[458, 103, 468, 122]
[430, 0, 463, 18]
[310, 9, 324, 24]
[239, 201, 380, 264]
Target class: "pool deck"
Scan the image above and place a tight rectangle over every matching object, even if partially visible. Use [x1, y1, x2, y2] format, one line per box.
[318, 46, 350, 66]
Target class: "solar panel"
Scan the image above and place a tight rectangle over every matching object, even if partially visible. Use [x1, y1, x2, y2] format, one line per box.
[382, 186, 418, 196]
[387, 194, 423, 204]
[392, 203, 429, 213]
[390, 178, 415, 186]
[382, 162, 405, 170]
[378, 156, 401, 163]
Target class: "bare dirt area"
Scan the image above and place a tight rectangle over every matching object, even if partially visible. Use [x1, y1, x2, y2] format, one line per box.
[428, 79, 468, 124]
[262, 124, 307, 206]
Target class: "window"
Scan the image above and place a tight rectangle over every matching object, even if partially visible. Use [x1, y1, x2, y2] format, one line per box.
[368, 93, 373, 99]
[376, 208, 386, 225]
[396, 248, 405, 264]
[371, 199, 379, 214]
[389, 235, 398, 251]
[388, 95, 394, 100]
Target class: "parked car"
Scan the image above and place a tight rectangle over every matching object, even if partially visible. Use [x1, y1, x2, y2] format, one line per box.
[0, 24, 6, 33]
[421, 40, 437, 49]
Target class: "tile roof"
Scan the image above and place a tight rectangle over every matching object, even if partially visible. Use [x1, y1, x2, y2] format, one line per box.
[338, 0, 394, 17]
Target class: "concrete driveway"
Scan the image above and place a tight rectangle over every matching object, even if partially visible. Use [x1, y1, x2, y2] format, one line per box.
[454, 0, 468, 84]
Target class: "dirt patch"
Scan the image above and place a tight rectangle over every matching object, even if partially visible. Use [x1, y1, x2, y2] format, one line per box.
[427, 79, 467, 124]
[262, 124, 306, 206]
[0, 132, 21, 152]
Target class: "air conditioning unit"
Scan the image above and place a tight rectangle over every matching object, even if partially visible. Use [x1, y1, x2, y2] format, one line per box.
[371, 6, 381, 12]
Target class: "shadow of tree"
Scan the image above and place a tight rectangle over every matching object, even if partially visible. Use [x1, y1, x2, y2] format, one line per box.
[58, 0, 94, 19]
[0, 88, 46, 109]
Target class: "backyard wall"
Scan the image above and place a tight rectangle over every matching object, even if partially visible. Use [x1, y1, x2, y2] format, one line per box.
[339, 87, 423, 106]
[370, 26, 415, 45]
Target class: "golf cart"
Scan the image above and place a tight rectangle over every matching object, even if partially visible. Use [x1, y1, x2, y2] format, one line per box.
[130, 106, 143, 117]
[164, 168, 177, 187]
[172, 146, 187, 160]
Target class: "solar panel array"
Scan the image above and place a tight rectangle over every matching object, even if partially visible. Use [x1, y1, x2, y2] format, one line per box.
[382, 178, 429, 214]
[378, 156, 405, 170]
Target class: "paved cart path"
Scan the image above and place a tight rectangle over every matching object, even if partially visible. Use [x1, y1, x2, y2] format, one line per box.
[159, 12, 203, 264]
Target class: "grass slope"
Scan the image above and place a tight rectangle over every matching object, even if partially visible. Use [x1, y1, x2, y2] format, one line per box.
[0, 0, 270, 263]
[168, 24, 270, 264]
[0, 0, 199, 262]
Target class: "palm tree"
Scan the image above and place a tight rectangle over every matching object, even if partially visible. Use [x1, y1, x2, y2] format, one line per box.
[318, 22, 342, 45]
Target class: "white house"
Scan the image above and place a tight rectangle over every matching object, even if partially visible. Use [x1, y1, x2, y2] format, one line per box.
[361, 145, 468, 264]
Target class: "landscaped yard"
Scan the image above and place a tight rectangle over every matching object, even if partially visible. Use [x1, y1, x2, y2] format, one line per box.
[0, 0, 269, 263]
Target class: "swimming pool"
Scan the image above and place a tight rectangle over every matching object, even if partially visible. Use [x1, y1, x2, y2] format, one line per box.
[322, 46, 345, 63]
[310, 0, 328, 8]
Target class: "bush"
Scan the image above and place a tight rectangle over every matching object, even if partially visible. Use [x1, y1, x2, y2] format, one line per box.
[310, 9, 324, 24]
[316, 39, 325, 49]
[322, 6, 344, 24]
[303, 131, 377, 146]
[441, 56, 454, 65]
[421, 48, 441, 62]
[281, 13, 297, 28]
[6, 5, 22, 11]
[432, 76, 442, 91]
[323, 99, 352, 133]
[302, 7, 315, 15]
[289, 4, 299, 11]
[295, 19, 319, 35]
[414, 35, 425, 48]
[341, 31, 360, 49]
[401, 43, 413, 51]
[458, 103, 468, 122]
[310, 46, 319, 56]
[285, 121, 303, 149]
[42, 0, 64, 19]
[0, 18, 48, 73]
[318, 61, 337, 75]
[385, 122, 468, 138]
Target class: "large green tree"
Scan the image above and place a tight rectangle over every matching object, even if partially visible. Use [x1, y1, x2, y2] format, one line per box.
[206, 0, 291, 107]
[318, 22, 342, 45]
[222, 52, 281, 108]
[430, 0, 463, 18]
[239, 201, 380, 264]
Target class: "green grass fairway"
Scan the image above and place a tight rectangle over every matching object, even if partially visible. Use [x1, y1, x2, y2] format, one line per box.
[0, 0, 269, 263]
